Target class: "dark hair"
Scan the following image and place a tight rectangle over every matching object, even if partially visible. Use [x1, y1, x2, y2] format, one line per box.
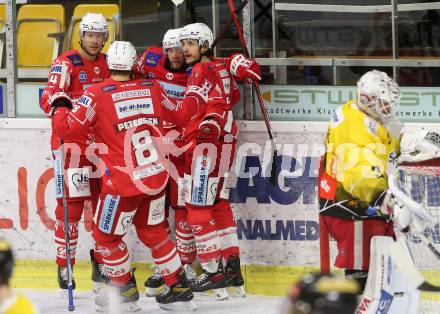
[110, 69, 131, 76]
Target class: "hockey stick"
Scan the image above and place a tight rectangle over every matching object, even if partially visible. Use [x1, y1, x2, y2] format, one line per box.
[227, 0, 278, 185]
[211, 0, 250, 50]
[58, 61, 75, 311]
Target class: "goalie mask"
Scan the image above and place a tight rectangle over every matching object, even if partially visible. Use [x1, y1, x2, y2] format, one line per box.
[357, 70, 400, 123]
[286, 273, 359, 314]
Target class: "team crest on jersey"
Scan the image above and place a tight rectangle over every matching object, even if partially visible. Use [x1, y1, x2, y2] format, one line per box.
[145, 52, 161, 67]
[67, 54, 84, 66]
[94, 66, 100, 74]
[79, 71, 87, 82]
[166, 72, 173, 80]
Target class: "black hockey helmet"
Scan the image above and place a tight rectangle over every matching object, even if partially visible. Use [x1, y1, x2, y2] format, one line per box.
[0, 238, 14, 285]
[287, 273, 359, 314]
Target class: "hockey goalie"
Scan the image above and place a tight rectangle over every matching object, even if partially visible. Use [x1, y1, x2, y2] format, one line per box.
[319, 70, 440, 314]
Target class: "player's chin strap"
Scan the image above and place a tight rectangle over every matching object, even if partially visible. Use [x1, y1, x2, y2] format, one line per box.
[227, 0, 278, 185]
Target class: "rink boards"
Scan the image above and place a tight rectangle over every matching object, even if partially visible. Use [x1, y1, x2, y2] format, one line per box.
[0, 119, 439, 295]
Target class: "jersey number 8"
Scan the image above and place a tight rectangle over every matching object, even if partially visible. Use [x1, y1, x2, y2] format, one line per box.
[131, 130, 159, 166]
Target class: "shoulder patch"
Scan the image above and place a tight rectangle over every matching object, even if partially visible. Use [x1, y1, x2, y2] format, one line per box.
[102, 84, 116, 93]
[145, 52, 161, 67]
[364, 116, 378, 136]
[330, 106, 344, 128]
[66, 54, 84, 66]
[78, 95, 92, 108]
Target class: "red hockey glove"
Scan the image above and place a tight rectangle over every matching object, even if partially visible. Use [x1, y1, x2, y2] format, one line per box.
[230, 54, 261, 83]
[48, 91, 73, 115]
[196, 119, 221, 144]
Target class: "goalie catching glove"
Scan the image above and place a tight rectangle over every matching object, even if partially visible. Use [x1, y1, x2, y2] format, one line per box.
[379, 189, 432, 233]
[398, 130, 440, 163]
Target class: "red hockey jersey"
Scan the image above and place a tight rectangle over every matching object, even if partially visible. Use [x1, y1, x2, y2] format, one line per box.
[40, 50, 110, 150]
[163, 60, 239, 141]
[52, 78, 174, 197]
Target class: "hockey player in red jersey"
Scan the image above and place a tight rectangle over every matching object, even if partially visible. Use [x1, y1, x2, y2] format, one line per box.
[135, 28, 193, 297]
[51, 41, 197, 311]
[158, 22, 248, 296]
[137, 27, 260, 297]
[39, 13, 110, 293]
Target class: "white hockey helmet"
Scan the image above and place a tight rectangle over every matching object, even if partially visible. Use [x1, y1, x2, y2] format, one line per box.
[106, 41, 137, 71]
[79, 13, 109, 41]
[163, 28, 182, 52]
[179, 23, 214, 48]
[357, 70, 400, 122]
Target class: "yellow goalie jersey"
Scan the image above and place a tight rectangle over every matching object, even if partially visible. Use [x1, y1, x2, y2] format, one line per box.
[0, 293, 37, 314]
[325, 100, 399, 206]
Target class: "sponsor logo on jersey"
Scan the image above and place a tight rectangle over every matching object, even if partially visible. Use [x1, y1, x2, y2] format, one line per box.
[67, 167, 91, 197]
[141, 80, 153, 85]
[133, 164, 165, 180]
[330, 106, 344, 127]
[158, 81, 185, 99]
[78, 95, 92, 107]
[191, 156, 211, 206]
[79, 71, 87, 83]
[145, 52, 161, 67]
[67, 54, 84, 66]
[102, 84, 117, 93]
[114, 98, 154, 119]
[114, 210, 136, 235]
[147, 72, 156, 78]
[364, 116, 378, 135]
[166, 72, 173, 80]
[99, 194, 120, 234]
[116, 117, 159, 132]
[111, 89, 151, 102]
[147, 195, 166, 225]
[94, 66, 100, 74]
[50, 65, 63, 74]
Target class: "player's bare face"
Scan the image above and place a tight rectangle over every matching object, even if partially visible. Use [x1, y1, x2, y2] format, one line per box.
[81, 32, 106, 59]
[166, 47, 185, 70]
[181, 39, 201, 65]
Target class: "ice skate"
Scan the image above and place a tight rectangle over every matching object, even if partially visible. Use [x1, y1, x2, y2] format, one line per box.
[190, 260, 228, 301]
[156, 270, 197, 311]
[90, 250, 109, 293]
[225, 255, 246, 298]
[58, 265, 75, 298]
[144, 266, 167, 297]
[95, 275, 141, 312]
